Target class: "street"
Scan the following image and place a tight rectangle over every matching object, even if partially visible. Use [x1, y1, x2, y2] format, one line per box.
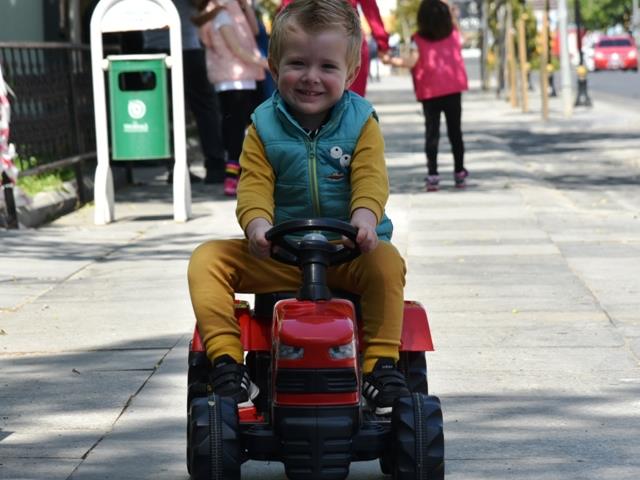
[2, 67, 640, 479]
[466, 52, 640, 108]
[586, 69, 640, 103]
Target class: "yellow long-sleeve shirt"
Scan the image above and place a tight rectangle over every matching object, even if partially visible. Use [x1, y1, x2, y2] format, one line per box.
[236, 117, 389, 233]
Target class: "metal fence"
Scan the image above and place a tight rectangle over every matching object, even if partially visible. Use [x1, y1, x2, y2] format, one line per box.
[0, 42, 95, 171]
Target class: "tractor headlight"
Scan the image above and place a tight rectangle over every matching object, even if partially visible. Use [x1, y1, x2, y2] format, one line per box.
[278, 343, 304, 360]
[329, 342, 355, 360]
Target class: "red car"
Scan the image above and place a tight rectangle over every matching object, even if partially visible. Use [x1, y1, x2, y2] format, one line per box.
[593, 35, 638, 71]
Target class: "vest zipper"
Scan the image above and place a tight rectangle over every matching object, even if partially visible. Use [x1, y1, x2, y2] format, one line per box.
[307, 138, 321, 216]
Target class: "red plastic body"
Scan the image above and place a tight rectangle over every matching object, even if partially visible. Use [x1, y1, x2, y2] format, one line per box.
[190, 299, 434, 354]
[238, 405, 265, 423]
[272, 298, 359, 406]
[399, 300, 434, 351]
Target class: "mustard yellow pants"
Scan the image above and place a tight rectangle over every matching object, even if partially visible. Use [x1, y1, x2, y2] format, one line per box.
[188, 239, 406, 373]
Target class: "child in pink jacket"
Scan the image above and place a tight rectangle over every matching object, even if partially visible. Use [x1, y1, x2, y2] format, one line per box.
[198, 0, 268, 196]
[384, 0, 469, 191]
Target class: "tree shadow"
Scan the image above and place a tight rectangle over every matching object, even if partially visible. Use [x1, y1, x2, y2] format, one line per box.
[372, 80, 640, 194]
[3, 335, 640, 479]
[1, 218, 218, 263]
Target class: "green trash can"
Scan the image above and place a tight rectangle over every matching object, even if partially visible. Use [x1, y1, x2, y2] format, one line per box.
[107, 54, 170, 160]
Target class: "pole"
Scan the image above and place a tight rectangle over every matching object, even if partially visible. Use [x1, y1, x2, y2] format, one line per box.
[573, 0, 591, 106]
[540, 0, 550, 120]
[497, 4, 507, 97]
[506, 3, 518, 107]
[557, 0, 573, 117]
[480, 0, 490, 90]
[1, 172, 18, 229]
[633, 0, 639, 45]
[517, 13, 529, 112]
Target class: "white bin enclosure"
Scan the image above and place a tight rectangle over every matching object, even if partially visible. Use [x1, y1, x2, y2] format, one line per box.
[90, 0, 191, 224]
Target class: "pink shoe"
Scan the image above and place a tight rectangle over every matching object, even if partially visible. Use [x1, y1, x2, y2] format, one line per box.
[426, 175, 440, 192]
[454, 168, 468, 189]
[225, 162, 241, 176]
[224, 177, 238, 196]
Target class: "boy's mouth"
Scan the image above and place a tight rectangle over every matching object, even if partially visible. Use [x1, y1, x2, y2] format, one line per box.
[297, 89, 323, 97]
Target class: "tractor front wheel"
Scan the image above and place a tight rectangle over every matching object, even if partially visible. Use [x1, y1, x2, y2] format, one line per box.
[392, 393, 444, 480]
[188, 394, 241, 480]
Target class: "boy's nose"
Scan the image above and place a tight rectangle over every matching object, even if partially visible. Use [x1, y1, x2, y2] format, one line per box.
[301, 66, 321, 83]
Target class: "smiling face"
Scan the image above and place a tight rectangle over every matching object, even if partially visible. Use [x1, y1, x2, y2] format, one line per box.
[269, 24, 359, 130]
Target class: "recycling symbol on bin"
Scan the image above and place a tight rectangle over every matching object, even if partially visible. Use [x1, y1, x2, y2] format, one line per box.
[127, 99, 147, 120]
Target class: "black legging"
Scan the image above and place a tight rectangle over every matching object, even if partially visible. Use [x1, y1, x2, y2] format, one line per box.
[421, 93, 464, 176]
[182, 49, 225, 172]
[217, 89, 259, 163]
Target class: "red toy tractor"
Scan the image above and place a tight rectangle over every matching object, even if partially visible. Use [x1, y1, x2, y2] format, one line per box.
[186, 219, 444, 480]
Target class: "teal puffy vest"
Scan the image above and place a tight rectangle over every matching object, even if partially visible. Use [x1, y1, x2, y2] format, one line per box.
[251, 91, 393, 241]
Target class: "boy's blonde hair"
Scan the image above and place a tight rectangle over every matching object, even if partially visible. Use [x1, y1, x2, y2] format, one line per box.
[269, 0, 362, 74]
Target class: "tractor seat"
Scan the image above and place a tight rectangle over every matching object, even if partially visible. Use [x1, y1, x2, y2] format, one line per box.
[253, 290, 362, 320]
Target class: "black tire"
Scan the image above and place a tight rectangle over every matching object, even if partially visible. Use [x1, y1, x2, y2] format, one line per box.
[187, 350, 211, 406]
[187, 407, 192, 475]
[399, 351, 429, 394]
[188, 395, 241, 480]
[392, 393, 444, 480]
[186, 350, 211, 474]
[380, 452, 393, 475]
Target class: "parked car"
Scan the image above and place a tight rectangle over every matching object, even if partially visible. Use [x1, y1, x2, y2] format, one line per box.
[593, 35, 638, 71]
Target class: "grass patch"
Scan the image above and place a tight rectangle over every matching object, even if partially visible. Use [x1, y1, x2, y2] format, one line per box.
[17, 168, 75, 197]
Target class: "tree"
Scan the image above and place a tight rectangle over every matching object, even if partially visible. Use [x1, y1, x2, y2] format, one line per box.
[393, 0, 420, 40]
[575, 0, 633, 31]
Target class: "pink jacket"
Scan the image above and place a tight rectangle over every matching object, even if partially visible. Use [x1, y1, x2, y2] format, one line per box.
[411, 29, 468, 101]
[201, 0, 265, 86]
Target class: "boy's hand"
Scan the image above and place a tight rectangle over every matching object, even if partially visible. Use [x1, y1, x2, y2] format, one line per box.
[246, 218, 272, 259]
[348, 208, 378, 253]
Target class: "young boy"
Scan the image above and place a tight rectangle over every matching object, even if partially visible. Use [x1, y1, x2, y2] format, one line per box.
[188, 0, 409, 414]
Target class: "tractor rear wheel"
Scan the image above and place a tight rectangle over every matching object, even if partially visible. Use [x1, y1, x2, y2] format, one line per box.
[379, 452, 393, 475]
[399, 351, 428, 394]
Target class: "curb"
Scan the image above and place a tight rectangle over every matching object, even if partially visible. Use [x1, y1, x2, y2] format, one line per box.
[1, 164, 130, 229]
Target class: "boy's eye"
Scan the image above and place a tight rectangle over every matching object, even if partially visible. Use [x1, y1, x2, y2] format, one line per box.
[323, 63, 338, 70]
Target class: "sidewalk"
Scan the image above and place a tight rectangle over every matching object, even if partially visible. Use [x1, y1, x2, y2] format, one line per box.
[1, 73, 640, 480]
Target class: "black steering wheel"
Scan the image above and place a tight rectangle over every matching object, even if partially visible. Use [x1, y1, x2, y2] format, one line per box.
[265, 218, 361, 267]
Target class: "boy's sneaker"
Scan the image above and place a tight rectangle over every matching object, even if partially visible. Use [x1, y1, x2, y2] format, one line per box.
[223, 177, 238, 196]
[362, 357, 411, 415]
[454, 168, 469, 189]
[211, 355, 259, 407]
[426, 175, 440, 192]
